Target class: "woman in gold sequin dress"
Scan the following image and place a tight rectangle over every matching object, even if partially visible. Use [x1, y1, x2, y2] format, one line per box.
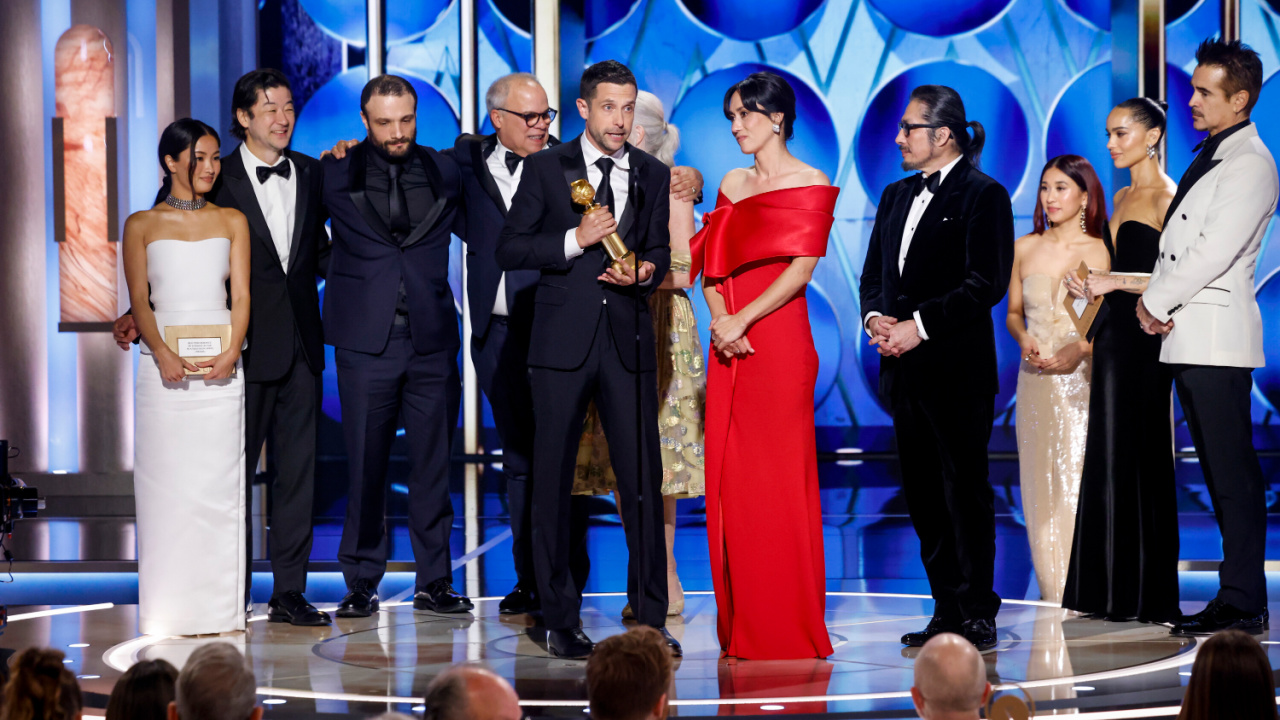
[573, 90, 705, 616]
[1006, 155, 1110, 603]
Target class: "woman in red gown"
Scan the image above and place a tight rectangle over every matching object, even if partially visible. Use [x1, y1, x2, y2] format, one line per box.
[691, 72, 837, 660]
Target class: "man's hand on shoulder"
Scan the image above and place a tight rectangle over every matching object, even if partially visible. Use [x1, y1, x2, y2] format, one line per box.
[321, 138, 361, 161]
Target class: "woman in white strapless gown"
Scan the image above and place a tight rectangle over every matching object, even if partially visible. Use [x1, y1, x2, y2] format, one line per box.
[123, 119, 251, 635]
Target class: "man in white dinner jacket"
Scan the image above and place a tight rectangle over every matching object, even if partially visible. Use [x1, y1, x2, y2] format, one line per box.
[1138, 37, 1277, 637]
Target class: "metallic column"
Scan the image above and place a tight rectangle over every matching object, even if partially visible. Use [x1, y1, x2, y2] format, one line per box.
[366, 0, 385, 80]
[1112, 0, 1166, 183]
[458, 0, 481, 601]
[1222, 0, 1240, 43]
[533, 0, 560, 138]
[155, 0, 191, 130]
[0, 0, 50, 472]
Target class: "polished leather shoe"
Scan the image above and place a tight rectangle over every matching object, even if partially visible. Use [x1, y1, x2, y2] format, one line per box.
[901, 615, 962, 647]
[499, 585, 539, 615]
[413, 578, 474, 614]
[658, 627, 683, 658]
[1172, 599, 1268, 636]
[547, 627, 595, 659]
[267, 591, 332, 626]
[962, 618, 998, 651]
[336, 580, 379, 618]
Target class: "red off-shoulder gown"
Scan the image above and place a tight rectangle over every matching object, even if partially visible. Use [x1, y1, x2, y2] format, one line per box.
[691, 185, 839, 660]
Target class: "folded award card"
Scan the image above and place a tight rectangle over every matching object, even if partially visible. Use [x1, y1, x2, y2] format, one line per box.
[163, 324, 234, 376]
[1064, 261, 1105, 337]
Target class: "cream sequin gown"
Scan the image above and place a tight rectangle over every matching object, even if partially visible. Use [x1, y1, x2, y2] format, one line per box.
[1016, 274, 1091, 604]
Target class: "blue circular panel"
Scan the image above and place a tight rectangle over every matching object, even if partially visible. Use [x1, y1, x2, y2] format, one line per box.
[670, 63, 838, 202]
[586, 0, 643, 40]
[298, 0, 452, 45]
[855, 61, 1030, 203]
[292, 67, 460, 160]
[676, 0, 825, 41]
[867, 0, 1013, 37]
[1062, 0, 1200, 31]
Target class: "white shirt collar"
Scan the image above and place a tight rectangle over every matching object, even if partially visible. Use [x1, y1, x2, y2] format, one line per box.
[923, 154, 963, 186]
[580, 133, 629, 170]
[239, 142, 290, 171]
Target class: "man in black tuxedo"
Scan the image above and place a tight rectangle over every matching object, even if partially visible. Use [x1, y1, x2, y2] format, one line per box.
[496, 60, 678, 659]
[859, 85, 1014, 651]
[113, 69, 332, 626]
[321, 74, 471, 618]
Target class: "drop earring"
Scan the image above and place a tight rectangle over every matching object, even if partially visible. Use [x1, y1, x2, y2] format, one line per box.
[772, 123, 781, 134]
[1146, 145, 1157, 159]
[1079, 206, 1088, 232]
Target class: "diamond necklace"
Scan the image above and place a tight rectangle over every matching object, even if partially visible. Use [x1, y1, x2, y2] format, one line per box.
[165, 194, 207, 211]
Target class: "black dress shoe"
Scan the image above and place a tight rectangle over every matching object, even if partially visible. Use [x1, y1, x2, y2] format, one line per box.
[499, 585, 539, 615]
[547, 627, 595, 659]
[336, 580, 379, 618]
[901, 615, 962, 647]
[962, 618, 998, 651]
[658, 627, 683, 657]
[267, 591, 332, 626]
[413, 578, 475, 614]
[1172, 600, 1268, 636]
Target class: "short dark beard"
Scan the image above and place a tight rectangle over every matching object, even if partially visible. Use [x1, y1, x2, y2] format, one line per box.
[367, 134, 415, 163]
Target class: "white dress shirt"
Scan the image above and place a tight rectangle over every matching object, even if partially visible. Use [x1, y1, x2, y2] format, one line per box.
[486, 138, 525, 316]
[239, 143, 296, 272]
[563, 134, 630, 262]
[864, 154, 962, 342]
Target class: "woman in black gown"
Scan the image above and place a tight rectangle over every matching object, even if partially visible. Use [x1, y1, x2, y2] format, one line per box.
[1060, 97, 1181, 623]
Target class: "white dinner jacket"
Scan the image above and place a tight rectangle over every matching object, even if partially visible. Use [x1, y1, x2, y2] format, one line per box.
[1145, 123, 1277, 368]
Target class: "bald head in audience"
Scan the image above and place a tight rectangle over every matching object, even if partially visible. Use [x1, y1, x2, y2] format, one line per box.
[421, 665, 521, 720]
[911, 633, 991, 720]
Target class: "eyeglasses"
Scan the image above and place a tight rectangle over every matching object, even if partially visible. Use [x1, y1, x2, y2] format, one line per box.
[898, 120, 944, 133]
[497, 107, 558, 127]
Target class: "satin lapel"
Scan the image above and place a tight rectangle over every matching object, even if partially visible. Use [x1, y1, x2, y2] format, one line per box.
[616, 147, 642, 244]
[286, 152, 310, 275]
[560, 137, 588, 203]
[223, 150, 282, 266]
[473, 135, 508, 217]
[347, 144, 395, 244]
[902, 162, 966, 275]
[884, 183, 912, 282]
[400, 145, 447, 249]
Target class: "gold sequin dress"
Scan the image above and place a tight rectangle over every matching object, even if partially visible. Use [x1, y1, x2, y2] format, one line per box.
[573, 253, 706, 498]
[1015, 274, 1091, 604]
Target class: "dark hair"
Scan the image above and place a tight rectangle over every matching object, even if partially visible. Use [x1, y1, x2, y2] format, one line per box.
[722, 71, 797, 141]
[580, 60, 636, 102]
[1033, 155, 1107, 238]
[1, 648, 83, 720]
[360, 74, 418, 115]
[1178, 630, 1279, 720]
[1114, 96, 1168, 146]
[106, 659, 178, 720]
[1195, 38, 1263, 113]
[229, 68, 292, 141]
[587, 627, 673, 720]
[909, 85, 985, 168]
[154, 118, 220, 206]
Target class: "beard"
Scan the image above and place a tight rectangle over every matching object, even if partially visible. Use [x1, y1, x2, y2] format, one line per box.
[369, 131, 416, 161]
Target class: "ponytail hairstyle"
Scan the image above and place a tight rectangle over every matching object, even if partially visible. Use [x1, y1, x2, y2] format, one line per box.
[722, 71, 797, 141]
[154, 118, 221, 206]
[1115, 96, 1168, 152]
[909, 85, 985, 168]
[633, 90, 680, 167]
[1, 648, 83, 720]
[1032, 154, 1108, 239]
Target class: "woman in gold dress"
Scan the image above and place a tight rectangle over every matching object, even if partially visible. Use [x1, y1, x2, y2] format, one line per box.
[573, 90, 704, 616]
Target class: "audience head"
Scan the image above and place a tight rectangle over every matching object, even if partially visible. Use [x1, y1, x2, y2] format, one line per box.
[155, 118, 221, 206]
[630, 91, 680, 168]
[1108, 97, 1167, 169]
[168, 642, 260, 720]
[1191, 38, 1262, 133]
[106, 659, 178, 720]
[910, 633, 990, 720]
[1032, 155, 1107, 238]
[1177, 629, 1279, 720]
[230, 68, 295, 155]
[586, 627, 673, 720]
[0, 647, 83, 720]
[361, 74, 419, 160]
[577, 60, 638, 156]
[420, 665, 520, 720]
[486, 73, 553, 158]
[722, 71, 796, 154]
[899, 85, 985, 171]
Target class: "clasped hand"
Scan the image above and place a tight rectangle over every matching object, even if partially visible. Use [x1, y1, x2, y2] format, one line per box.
[1135, 298, 1173, 335]
[867, 316, 921, 357]
[710, 314, 753, 358]
[1062, 272, 1113, 302]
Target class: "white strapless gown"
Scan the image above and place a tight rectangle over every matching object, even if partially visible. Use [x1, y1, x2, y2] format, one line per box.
[134, 238, 246, 636]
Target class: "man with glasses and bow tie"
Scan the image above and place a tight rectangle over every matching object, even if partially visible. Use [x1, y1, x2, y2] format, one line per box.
[859, 85, 1014, 652]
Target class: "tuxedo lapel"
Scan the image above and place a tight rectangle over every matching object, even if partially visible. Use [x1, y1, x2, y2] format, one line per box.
[223, 149, 282, 266]
[473, 135, 508, 217]
[400, 145, 447, 249]
[286, 152, 311, 275]
[560, 137, 589, 204]
[616, 146, 643, 244]
[902, 159, 968, 276]
[348, 144, 395, 244]
[884, 183, 912, 281]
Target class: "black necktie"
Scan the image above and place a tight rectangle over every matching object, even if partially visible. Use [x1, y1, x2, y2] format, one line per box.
[387, 162, 409, 238]
[913, 171, 940, 197]
[594, 157, 615, 215]
[505, 151, 523, 175]
[256, 161, 291, 184]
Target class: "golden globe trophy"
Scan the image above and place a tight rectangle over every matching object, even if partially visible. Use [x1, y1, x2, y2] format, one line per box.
[569, 179, 635, 275]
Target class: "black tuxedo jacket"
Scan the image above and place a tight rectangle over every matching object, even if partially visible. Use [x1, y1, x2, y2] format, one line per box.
[320, 142, 462, 356]
[446, 133, 547, 337]
[212, 147, 329, 383]
[859, 157, 1014, 398]
[495, 136, 671, 372]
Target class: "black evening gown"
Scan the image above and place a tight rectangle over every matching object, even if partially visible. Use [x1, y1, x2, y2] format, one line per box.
[1061, 220, 1180, 622]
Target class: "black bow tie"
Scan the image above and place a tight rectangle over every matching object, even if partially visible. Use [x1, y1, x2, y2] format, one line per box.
[913, 171, 940, 197]
[256, 161, 291, 184]
[504, 151, 523, 175]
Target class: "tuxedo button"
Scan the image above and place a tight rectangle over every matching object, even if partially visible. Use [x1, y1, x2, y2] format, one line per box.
[1181, 214, 1187, 220]
[1170, 254, 1176, 260]
[1161, 252, 1166, 259]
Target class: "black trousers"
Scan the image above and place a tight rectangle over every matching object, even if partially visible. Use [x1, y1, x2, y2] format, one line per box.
[244, 337, 320, 598]
[1173, 364, 1267, 613]
[336, 323, 461, 588]
[529, 307, 666, 630]
[891, 381, 1001, 622]
[471, 314, 590, 594]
